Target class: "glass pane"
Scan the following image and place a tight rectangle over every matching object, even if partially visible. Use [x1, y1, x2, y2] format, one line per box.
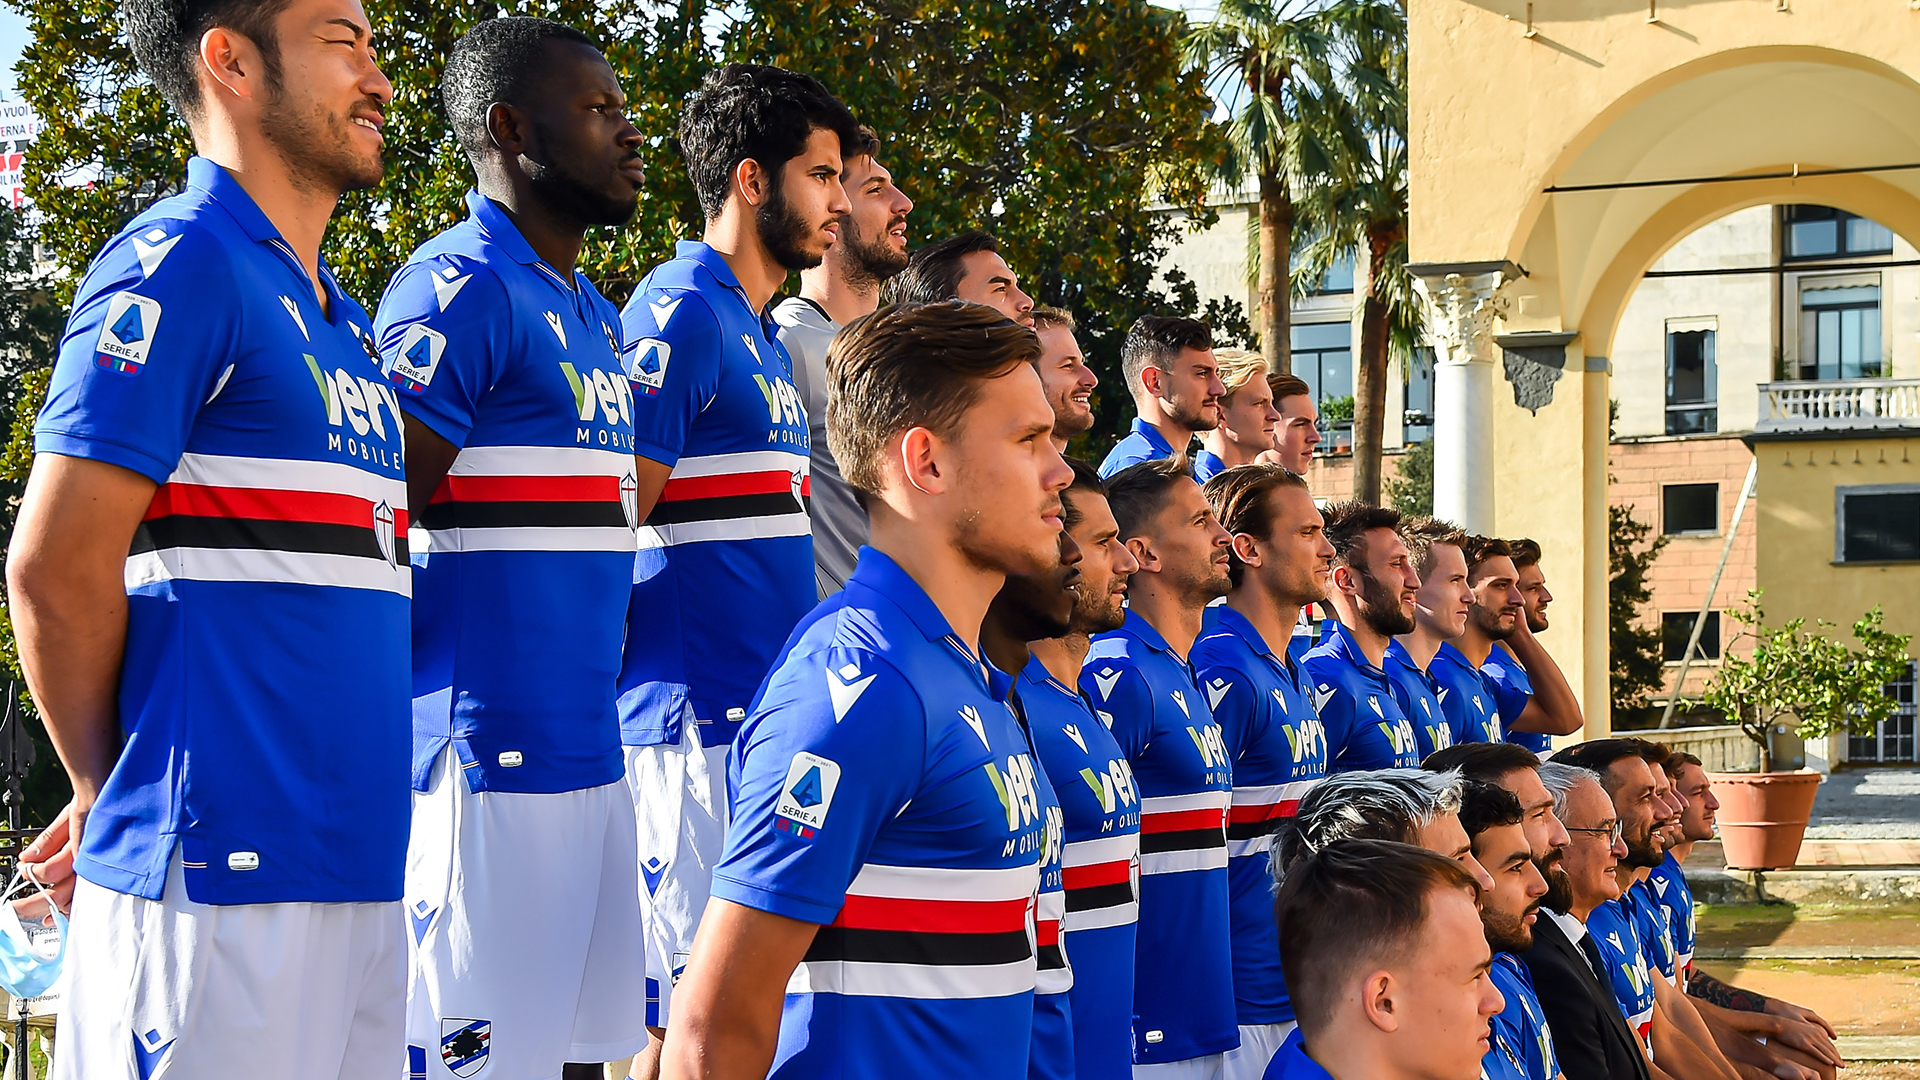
[1848, 217, 1896, 254]
[1667, 330, 1713, 405]
[1663, 483, 1718, 533]
[1803, 285, 1881, 307]
[1299, 353, 1323, 406]
[1864, 307, 1883, 377]
[1662, 612, 1720, 662]
[1842, 308, 1863, 377]
[1320, 253, 1355, 294]
[1665, 406, 1717, 436]
[1321, 350, 1354, 403]
[1818, 310, 1840, 380]
[1843, 492, 1920, 562]
[1292, 321, 1351, 351]
[1791, 219, 1838, 257]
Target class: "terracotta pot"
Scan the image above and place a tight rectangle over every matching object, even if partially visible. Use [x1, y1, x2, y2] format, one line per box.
[1708, 770, 1823, 870]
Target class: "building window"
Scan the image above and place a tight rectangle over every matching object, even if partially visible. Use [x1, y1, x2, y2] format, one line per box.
[1291, 321, 1353, 410]
[1850, 661, 1919, 764]
[1665, 326, 1716, 435]
[1836, 485, 1920, 563]
[1799, 282, 1883, 381]
[1785, 205, 1895, 261]
[1662, 483, 1718, 535]
[1403, 346, 1433, 444]
[1662, 611, 1721, 663]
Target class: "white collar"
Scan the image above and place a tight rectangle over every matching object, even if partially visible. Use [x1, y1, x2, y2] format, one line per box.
[1544, 907, 1588, 947]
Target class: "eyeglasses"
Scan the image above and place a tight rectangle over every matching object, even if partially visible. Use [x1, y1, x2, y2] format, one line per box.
[1567, 821, 1624, 844]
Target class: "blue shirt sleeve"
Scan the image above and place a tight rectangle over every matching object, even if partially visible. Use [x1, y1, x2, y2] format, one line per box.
[1080, 660, 1157, 761]
[373, 256, 513, 447]
[712, 647, 927, 926]
[622, 287, 723, 468]
[37, 221, 239, 483]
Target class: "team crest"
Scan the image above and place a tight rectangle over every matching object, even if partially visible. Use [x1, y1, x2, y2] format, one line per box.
[390, 324, 446, 394]
[440, 1018, 490, 1077]
[621, 471, 640, 529]
[372, 500, 397, 568]
[94, 291, 162, 375]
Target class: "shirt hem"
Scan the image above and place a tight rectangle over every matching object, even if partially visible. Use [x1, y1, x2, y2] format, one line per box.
[710, 873, 839, 926]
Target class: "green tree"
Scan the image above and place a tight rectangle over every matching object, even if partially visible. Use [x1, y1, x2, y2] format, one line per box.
[1290, 0, 1415, 507]
[1704, 594, 1912, 771]
[1609, 501, 1669, 728]
[1182, 0, 1341, 373]
[1383, 436, 1430, 517]
[732, 0, 1223, 453]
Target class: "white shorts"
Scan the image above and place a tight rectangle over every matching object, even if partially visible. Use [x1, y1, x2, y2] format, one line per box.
[54, 857, 403, 1080]
[625, 718, 730, 1030]
[1219, 1022, 1297, 1080]
[1134, 1052, 1225, 1080]
[406, 751, 648, 1079]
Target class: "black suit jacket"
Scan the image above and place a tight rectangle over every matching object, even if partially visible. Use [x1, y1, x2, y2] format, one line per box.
[1518, 912, 1652, 1080]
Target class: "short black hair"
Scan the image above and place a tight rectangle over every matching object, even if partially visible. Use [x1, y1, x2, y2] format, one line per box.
[1277, 839, 1482, 1039]
[1551, 738, 1652, 794]
[125, 0, 297, 119]
[442, 18, 599, 158]
[1122, 315, 1213, 391]
[1104, 458, 1194, 540]
[1458, 779, 1526, 839]
[1509, 537, 1542, 570]
[885, 231, 1003, 306]
[1321, 500, 1402, 573]
[1061, 457, 1107, 531]
[1422, 742, 1542, 784]
[679, 64, 861, 220]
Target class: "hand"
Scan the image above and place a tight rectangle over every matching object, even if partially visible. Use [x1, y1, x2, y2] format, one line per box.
[1768, 1017, 1844, 1069]
[1770, 1060, 1819, 1080]
[1765, 999, 1838, 1040]
[13, 798, 87, 924]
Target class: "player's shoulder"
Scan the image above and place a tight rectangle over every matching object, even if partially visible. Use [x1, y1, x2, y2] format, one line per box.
[622, 276, 722, 341]
[378, 250, 510, 323]
[1190, 626, 1251, 673]
[80, 205, 235, 302]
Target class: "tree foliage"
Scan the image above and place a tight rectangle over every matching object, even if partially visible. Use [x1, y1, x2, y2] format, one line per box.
[1383, 436, 1430, 517]
[1608, 500, 1669, 728]
[1703, 594, 1912, 771]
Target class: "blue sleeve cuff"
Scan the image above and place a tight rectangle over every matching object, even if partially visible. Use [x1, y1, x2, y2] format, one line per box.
[34, 431, 175, 485]
[633, 440, 681, 470]
[710, 872, 840, 926]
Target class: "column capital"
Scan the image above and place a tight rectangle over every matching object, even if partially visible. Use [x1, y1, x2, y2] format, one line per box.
[1411, 261, 1525, 367]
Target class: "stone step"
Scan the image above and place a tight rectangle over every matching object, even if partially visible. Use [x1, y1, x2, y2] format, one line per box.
[1685, 864, 1920, 905]
[1695, 945, 1920, 959]
[1683, 839, 1920, 871]
[1837, 1036, 1920, 1062]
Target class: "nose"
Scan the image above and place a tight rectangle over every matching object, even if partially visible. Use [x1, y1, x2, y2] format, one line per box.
[895, 185, 914, 215]
[1466, 854, 1495, 894]
[1610, 834, 1628, 859]
[829, 176, 852, 217]
[1059, 530, 1084, 567]
[1079, 363, 1099, 392]
[364, 53, 394, 106]
[1116, 543, 1141, 575]
[1012, 284, 1034, 317]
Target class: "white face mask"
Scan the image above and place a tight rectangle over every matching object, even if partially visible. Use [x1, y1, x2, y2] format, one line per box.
[0, 867, 65, 1000]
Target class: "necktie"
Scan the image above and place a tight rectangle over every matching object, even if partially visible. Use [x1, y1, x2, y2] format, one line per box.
[1578, 931, 1609, 982]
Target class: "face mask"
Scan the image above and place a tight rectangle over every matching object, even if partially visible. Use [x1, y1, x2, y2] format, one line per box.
[0, 868, 65, 1000]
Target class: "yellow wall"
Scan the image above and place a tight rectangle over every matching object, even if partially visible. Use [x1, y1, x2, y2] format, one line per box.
[1753, 436, 1920, 655]
[1410, 0, 1920, 738]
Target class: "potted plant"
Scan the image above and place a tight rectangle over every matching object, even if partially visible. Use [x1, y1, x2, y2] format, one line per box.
[1700, 593, 1911, 869]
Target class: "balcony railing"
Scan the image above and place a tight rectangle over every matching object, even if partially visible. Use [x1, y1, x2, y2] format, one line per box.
[1756, 378, 1920, 432]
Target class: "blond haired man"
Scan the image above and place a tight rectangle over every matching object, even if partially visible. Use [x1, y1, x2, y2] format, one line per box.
[1197, 349, 1280, 482]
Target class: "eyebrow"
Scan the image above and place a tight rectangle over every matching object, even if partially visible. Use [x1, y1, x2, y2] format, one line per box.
[1503, 848, 1532, 869]
[323, 17, 367, 39]
[988, 273, 1016, 288]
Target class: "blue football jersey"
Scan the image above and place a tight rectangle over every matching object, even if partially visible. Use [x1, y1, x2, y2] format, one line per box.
[1300, 622, 1421, 771]
[1646, 851, 1697, 978]
[1629, 878, 1679, 984]
[1430, 642, 1504, 745]
[375, 192, 633, 795]
[1483, 645, 1548, 754]
[38, 157, 410, 904]
[1084, 611, 1238, 1064]
[1487, 952, 1559, 1080]
[1586, 898, 1657, 1049]
[1097, 418, 1177, 479]
[620, 241, 813, 749]
[1020, 707, 1072, 1080]
[1019, 658, 1140, 1080]
[1192, 605, 1326, 1026]
[713, 549, 1045, 1080]
[1384, 640, 1459, 760]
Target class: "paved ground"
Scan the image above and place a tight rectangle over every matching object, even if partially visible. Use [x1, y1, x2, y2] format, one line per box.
[1698, 904, 1920, 1056]
[1685, 838, 1920, 869]
[1806, 768, 1920, 839]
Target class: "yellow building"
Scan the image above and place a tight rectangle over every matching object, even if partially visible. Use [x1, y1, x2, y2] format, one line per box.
[1408, 0, 1920, 739]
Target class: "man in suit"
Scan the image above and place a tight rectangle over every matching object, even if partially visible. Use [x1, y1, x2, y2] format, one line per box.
[1518, 764, 1651, 1080]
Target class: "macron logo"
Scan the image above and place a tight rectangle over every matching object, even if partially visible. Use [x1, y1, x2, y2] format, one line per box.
[1062, 724, 1087, 752]
[132, 227, 180, 277]
[649, 296, 681, 330]
[1091, 669, 1122, 701]
[431, 265, 471, 311]
[279, 295, 309, 340]
[828, 663, 875, 722]
[1169, 690, 1190, 718]
[959, 705, 990, 749]
[1205, 678, 1232, 712]
[544, 311, 567, 348]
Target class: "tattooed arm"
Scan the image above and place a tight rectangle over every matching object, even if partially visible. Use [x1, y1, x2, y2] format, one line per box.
[1687, 970, 1768, 1012]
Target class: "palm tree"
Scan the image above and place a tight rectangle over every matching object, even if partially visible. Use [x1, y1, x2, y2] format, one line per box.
[1292, 0, 1415, 506]
[1182, 0, 1340, 373]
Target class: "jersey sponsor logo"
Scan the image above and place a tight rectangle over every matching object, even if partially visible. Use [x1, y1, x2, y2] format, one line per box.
[959, 704, 991, 749]
[1379, 719, 1419, 758]
[752, 372, 805, 432]
[94, 291, 161, 374]
[985, 752, 1043, 840]
[1426, 722, 1453, 751]
[440, 1019, 490, 1078]
[131, 226, 181, 278]
[430, 265, 470, 311]
[1078, 757, 1139, 817]
[390, 323, 445, 392]
[1204, 677, 1232, 711]
[828, 662, 877, 721]
[307, 354, 403, 465]
[1091, 668, 1122, 701]
[774, 752, 840, 837]
[559, 360, 634, 429]
[1187, 724, 1229, 770]
[1281, 716, 1328, 764]
[629, 337, 670, 394]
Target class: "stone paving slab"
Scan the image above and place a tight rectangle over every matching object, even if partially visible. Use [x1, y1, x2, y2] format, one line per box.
[1683, 839, 1920, 870]
[1839, 1037, 1920, 1062]
[1696, 945, 1920, 959]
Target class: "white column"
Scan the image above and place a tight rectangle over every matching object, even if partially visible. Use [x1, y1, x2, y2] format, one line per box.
[1414, 267, 1521, 533]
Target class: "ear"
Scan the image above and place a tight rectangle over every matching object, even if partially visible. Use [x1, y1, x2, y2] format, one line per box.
[897, 426, 949, 498]
[1330, 561, 1362, 599]
[198, 25, 265, 107]
[485, 102, 526, 157]
[1125, 534, 1160, 575]
[733, 157, 771, 209]
[1230, 532, 1263, 569]
[1359, 969, 1401, 1034]
[1138, 363, 1164, 399]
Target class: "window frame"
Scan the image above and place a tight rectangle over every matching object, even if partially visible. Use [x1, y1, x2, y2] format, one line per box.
[1661, 610, 1722, 664]
[1834, 483, 1920, 565]
[1783, 205, 1896, 262]
[1663, 319, 1718, 436]
[1662, 482, 1721, 537]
